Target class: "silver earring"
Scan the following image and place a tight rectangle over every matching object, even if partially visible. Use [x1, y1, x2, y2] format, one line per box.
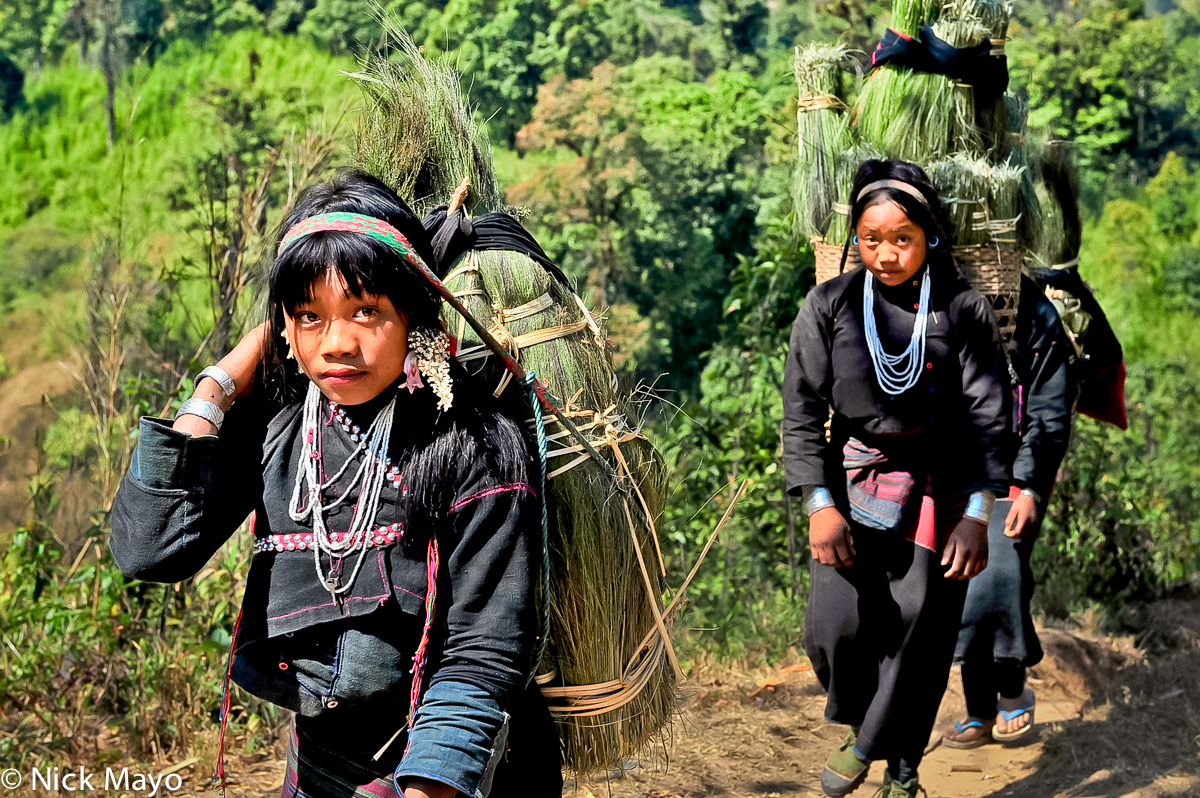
[407, 329, 453, 411]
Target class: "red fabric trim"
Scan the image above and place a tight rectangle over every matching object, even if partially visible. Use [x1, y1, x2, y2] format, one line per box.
[447, 483, 536, 514]
[265, 592, 390, 623]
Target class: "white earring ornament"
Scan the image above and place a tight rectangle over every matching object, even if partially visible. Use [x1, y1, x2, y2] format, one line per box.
[405, 329, 453, 411]
[282, 328, 296, 360]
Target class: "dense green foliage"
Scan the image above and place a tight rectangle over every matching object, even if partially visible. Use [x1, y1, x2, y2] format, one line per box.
[1, 0, 1200, 772]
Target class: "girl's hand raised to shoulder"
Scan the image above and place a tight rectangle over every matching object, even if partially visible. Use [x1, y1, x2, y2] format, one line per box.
[173, 322, 270, 437]
[404, 779, 457, 798]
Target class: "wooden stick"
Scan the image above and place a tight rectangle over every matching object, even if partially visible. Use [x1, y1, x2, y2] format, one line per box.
[447, 176, 470, 214]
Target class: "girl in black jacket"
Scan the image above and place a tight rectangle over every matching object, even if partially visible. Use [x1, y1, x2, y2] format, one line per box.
[782, 160, 1012, 798]
[110, 170, 560, 798]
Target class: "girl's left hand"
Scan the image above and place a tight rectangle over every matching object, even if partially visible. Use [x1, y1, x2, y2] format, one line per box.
[942, 518, 988, 580]
[1004, 494, 1039, 540]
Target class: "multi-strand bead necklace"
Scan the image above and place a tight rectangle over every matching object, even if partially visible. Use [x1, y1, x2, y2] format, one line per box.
[288, 382, 405, 598]
[863, 267, 932, 396]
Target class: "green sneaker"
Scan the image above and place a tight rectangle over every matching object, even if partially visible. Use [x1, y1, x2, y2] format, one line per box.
[874, 772, 926, 798]
[821, 727, 869, 797]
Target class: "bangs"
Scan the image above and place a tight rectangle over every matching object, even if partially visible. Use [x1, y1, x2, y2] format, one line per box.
[271, 231, 395, 313]
[270, 230, 440, 325]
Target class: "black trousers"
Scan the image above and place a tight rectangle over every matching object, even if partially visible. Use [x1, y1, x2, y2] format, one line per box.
[806, 527, 968, 769]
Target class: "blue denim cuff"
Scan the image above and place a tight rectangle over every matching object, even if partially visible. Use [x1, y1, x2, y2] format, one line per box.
[396, 679, 511, 798]
[131, 417, 218, 491]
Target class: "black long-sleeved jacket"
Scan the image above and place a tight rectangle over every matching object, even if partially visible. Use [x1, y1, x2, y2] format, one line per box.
[782, 263, 1013, 498]
[109, 388, 539, 797]
[1010, 275, 1074, 502]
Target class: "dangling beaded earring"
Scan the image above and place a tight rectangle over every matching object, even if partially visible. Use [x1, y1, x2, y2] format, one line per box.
[281, 328, 296, 360]
[403, 328, 454, 411]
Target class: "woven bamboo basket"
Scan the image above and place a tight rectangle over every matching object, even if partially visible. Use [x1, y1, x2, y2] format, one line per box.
[814, 240, 861, 283]
[954, 243, 1022, 347]
[813, 240, 1022, 347]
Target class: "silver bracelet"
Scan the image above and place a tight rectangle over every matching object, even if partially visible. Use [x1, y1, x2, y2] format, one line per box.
[1019, 487, 1042, 504]
[963, 491, 996, 524]
[198, 365, 236, 397]
[805, 487, 836, 516]
[176, 397, 225, 431]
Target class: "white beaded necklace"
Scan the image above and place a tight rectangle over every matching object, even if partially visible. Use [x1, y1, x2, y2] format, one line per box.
[863, 267, 932, 396]
[289, 382, 397, 598]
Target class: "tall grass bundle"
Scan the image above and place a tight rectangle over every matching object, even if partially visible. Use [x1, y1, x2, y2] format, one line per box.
[792, 44, 852, 239]
[347, 18, 502, 216]
[826, 143, 883, 246]
[986, 160, 1023, 245]
[855, 0, 1009, 161]
[927, 153, 992, 245]
[854, 70, 953, 162]
[892, 0, 942, 37]
[444, 250, 677, 776]
[852, 0, 940, 159]
[349, 9, 685, 774]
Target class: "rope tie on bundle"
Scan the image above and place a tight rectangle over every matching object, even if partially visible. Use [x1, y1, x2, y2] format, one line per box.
[985, 214, 1021, 244]
[526, 371, 552, 671]
[538, 480, 748, 717]
[797, 94, 846, 112]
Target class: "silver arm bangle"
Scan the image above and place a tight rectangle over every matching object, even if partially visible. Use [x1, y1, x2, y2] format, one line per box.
[176, 397, 225, 431]
[805, 487, 836, 516]
[198, 365, 236, 398]
[963, 491, 996, 524]
[1019, 487, 1042, 504]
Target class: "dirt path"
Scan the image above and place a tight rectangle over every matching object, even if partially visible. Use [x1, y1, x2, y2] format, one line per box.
[167, 602, 1200, 798]
[570, 607, 1200, 798]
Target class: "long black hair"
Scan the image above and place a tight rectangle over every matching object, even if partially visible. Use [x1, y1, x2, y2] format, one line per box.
[259, 169, 531, 540]
[262, 169, 442, 404]
[840, 159, 955, 276]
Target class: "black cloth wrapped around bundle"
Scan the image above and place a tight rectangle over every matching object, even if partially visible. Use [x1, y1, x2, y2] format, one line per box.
[422, 206, 571, 287]
[871, 25, 1009, 99]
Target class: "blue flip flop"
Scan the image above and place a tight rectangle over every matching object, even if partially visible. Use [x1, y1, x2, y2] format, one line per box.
[943, 718, 993, 749]
[992, 689, 1036, 742]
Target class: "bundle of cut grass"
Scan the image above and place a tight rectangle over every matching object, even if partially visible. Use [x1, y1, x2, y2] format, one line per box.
[826, 143, 883, 247]
[985, 159, 1024, 245]
[854, 0, 1009, 161]
[792, 44, 852, 240]
[347, 17, 503, 216]
[444, 251, 676, 775]
[853, 0, 951, 161]
[927, 153, 992, 246]
[998, 94, 1046, 252]
[1032, 179, 1064, 269]
[349, 8, 685, 777]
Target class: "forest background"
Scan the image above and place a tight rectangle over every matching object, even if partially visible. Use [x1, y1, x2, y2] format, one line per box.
[0, 0, 1199, 773]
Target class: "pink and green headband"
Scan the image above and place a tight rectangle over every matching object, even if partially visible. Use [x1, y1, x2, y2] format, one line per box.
[278, 212, 422, 264]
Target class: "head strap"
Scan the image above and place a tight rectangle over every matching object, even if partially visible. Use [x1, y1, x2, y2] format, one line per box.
[279, 212, 418, 260]
[856, 179, 931, 211]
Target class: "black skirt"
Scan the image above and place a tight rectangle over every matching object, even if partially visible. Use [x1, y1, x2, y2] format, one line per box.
[954, 499, 1043, 667]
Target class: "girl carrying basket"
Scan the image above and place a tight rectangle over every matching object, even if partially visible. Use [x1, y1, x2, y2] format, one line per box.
[110, 170, 561, 798]
[782, 159, 1012, 798]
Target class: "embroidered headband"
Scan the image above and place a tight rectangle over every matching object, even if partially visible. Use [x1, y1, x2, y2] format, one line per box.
[856, 179, 932, 211]
[279, 212, 419, 260]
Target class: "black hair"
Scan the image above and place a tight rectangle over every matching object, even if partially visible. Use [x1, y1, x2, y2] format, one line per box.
[258, 170, 533, 544]
[840, 159, 955, 275]
[262, 169, 442, 404]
